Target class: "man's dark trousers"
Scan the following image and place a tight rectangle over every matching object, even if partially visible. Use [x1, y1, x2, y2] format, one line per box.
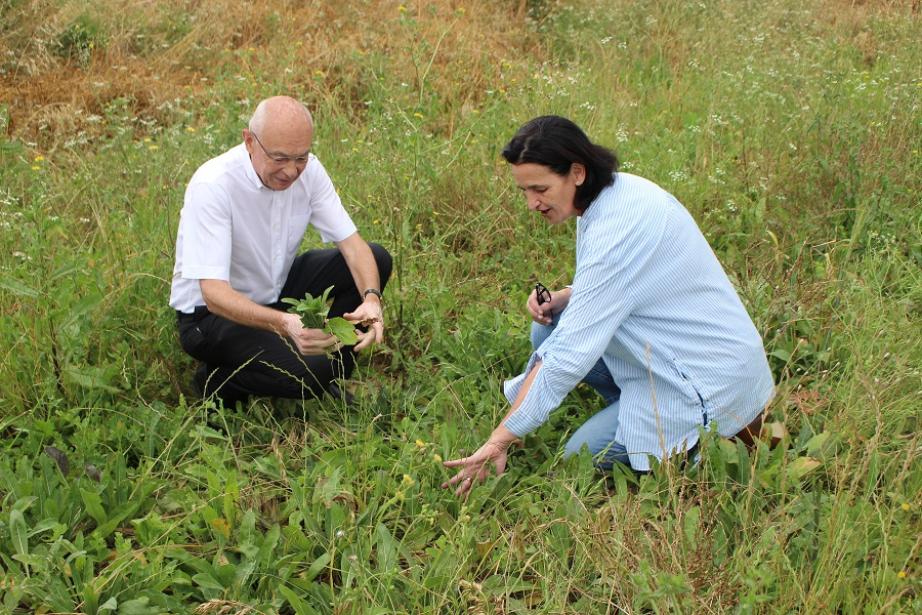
[177, 243, 392, 406]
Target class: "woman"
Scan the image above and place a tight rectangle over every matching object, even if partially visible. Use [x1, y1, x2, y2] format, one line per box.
[442, 116, 774, 496]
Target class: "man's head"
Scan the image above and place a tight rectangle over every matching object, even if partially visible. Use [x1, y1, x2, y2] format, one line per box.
[243, 96, 314, 191]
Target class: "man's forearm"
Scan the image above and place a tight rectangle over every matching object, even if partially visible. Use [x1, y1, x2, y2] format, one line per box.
[200, 279, 287, 333]
[337, 233, 381, 297]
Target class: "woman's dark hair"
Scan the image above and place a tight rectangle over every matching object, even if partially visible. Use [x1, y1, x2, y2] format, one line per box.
[501, 115, 618, 211]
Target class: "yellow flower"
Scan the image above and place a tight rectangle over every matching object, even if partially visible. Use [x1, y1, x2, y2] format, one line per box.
[33, 155, 45, 162]
[901, 502, 910, 511]
[433, 454, 443, 464]
[148, 145, 159, 151]
[373, 219, 380, 225]
[186, 126, 196, 133]
[401, 474, 415, 487]
[398, 4, 407, 13]
[31, 165, 40, 171]
[415, 439, 426, 448]
[143, 137, 152, 143]
[897, 570, 907, 579]
[413, 112, 424, 119]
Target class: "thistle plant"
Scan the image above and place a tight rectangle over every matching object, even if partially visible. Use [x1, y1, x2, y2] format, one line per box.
[281, 286, 358, 345]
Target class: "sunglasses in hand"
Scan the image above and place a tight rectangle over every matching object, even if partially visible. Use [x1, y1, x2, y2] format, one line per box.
[535, 282, 552, 306]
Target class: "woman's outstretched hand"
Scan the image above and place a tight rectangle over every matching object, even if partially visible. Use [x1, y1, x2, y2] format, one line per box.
[441, 426, 520, 498]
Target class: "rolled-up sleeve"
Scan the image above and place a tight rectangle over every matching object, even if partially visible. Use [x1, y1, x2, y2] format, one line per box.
[503, 199, 667, 437]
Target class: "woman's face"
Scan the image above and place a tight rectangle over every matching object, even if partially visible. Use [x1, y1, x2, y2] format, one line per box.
[510, 162, 585, 225]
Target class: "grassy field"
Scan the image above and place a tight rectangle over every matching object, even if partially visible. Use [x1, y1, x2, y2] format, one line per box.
[1, 0, 920, 612]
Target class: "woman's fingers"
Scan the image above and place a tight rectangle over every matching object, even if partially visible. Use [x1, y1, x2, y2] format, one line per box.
[441, 456, 468, 469]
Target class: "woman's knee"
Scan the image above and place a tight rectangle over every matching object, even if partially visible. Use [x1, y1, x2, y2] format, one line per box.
[530, 321, 555, 351]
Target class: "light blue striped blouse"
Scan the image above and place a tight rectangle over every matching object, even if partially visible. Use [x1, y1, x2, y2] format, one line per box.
[503, 173, 775, 471]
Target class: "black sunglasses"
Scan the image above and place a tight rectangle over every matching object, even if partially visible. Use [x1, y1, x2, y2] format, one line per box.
[535, 282, 551, 306]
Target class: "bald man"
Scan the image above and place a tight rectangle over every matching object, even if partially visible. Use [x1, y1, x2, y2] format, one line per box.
[169, 96, 391, 407]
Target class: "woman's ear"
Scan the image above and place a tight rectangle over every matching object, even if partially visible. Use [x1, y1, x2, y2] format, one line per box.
[572, 162, 586, 186]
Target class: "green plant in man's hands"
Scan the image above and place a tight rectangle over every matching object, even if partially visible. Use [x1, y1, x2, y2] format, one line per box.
[281, 286, 359, 345]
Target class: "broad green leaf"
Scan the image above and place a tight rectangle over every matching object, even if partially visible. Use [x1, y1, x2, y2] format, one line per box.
[0, 275, 39, 298]
[192, 572, 226, 592]
[279, 584, 320, 615]
[92, 482, 157, 539]
[65, 365, 122, 394]
[769, 349, 791, 363]
[304, 551, 331, 582]
[9, 509, 28, 556]
[805, 431, 835, 458]
[80, 488, 108, 525]
[325, 317, 358, 345]
[118, 597, 161, 615]
[787, 456, 822, 481]
[375, 522, 396, 572]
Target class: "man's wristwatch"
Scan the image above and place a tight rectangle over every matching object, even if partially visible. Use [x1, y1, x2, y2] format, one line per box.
[363, 288, 383, 301]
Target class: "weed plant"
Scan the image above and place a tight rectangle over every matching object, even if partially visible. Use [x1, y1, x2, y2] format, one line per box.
[0, 0, 919, 612]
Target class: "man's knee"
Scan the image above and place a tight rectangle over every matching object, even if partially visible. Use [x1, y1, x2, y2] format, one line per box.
[368, 243, 393, 288]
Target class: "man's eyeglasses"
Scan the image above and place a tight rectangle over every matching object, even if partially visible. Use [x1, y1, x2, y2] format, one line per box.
[535, 282, 551, 306]
[250, 130, 310, 166]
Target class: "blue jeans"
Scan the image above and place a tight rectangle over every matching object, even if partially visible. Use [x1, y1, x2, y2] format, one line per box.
[531, 318, 629, 470]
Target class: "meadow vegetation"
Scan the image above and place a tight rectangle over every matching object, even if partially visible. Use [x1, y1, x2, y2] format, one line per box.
[0, 0, 920, 612]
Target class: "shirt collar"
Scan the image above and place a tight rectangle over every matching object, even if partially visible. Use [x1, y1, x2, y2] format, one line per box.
[238, 143, 270, 191]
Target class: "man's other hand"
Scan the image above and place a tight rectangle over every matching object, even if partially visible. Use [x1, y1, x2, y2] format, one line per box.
[343, 299, 384, 351]
[281, 313, 340, 355]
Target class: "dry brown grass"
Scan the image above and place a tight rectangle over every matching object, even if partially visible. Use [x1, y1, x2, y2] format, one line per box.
[0, 0, 540, 146]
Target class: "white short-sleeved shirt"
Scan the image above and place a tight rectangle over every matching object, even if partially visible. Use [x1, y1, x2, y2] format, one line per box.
[169, 144, 357, 314]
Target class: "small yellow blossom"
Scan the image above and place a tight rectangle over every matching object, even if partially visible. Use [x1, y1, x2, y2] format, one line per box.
[31, 165, 40, 171]
[401, 474, 415, 487]
[143, 137, 152, 143]
[413, 112, 424, 119]
[433, 454, 443, 463]
[33, 155, 45, 162]
[415, 439, 426, 448]
[897, 570, 907, 579]
[186, 126, 196, 133]
[373, 219, 380, 225]
[398, 4, 407, 13]
[901, 502, 911, 511]
[148, 145, 159, 151]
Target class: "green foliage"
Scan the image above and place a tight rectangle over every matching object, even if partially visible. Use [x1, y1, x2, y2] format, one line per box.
[282, 286, 360, 345]
[51, 13, 106, 64]
[0, 0, 920, 612]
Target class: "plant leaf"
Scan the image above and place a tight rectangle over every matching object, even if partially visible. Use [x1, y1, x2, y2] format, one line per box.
[326, 317, 358, 345]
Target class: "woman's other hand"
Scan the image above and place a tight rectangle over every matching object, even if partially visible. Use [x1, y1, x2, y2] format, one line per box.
[526, 285, 572, 325]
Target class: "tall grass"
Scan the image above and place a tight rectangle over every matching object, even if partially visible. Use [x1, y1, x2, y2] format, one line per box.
[1, 0, 920, 612]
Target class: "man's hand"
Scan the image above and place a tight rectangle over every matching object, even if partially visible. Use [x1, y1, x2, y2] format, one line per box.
[280, 312, 340, 355]
[343, 298, 384, 351]
[527, 285, 572, 325]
